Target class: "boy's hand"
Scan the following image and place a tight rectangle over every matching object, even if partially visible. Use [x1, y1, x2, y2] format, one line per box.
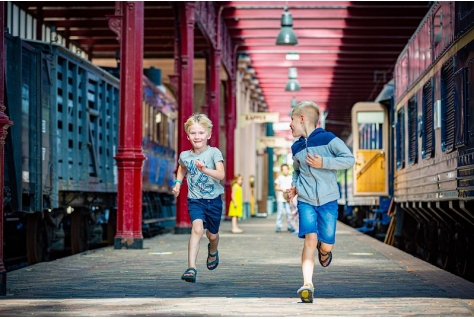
[287, 186, 297, 201]
[195, 159, 206, 171]
[306, 153, 323, 168]
[172, 183, 181, 197]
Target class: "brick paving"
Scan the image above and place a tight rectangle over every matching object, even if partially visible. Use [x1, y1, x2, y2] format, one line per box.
[1, 214, 474, 316]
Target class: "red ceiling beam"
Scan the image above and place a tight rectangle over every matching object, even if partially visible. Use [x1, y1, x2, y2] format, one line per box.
[32, 8, 175, 19]
[235, 37, 410, 47]
[67, 28, 174, 37]
[226, 19, 420, 30]
[244, 48, 402, 59]
[229, 28, 414, 38]
[52, 18, 172, 28]
[222, 7, 428, 20]
[220, 1, 352, 8]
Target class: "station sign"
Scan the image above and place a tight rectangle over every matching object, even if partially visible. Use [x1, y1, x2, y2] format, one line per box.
[256, 136, 288, 150]
[239, 112, 279, 127]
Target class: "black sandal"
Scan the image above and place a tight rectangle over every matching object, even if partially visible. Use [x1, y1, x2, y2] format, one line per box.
[317, 242, 332, 267]
[206, 243, 219, 270]
[181, 267, 197, 283]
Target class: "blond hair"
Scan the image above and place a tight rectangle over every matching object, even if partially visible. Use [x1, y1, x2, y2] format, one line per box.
[291, 101, 320, 126]
[184, 113, 213, 135]
[232, 174, 243, 185]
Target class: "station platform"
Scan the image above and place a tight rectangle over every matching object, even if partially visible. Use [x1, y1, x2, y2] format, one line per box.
[1, 214, 474, 316]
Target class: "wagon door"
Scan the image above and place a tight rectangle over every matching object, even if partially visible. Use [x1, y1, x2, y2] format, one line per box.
[351, 102, 389, 196]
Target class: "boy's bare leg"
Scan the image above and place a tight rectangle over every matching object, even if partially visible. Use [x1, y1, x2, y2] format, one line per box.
[206, 230, 219, 263]
[318, 242, 334, 267]
[188, 220, 205, 268]
[302, 233, 318, 285]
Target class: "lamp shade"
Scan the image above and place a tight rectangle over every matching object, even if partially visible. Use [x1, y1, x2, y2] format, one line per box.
[291, 96, 298, 108]
[285, 79, 301, 91]
[276, 9, 298, 45]
[288, 67, 298, 79]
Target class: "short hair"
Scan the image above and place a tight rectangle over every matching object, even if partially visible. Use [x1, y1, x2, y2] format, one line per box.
[281, 164, 289, 170]
[184, 113, 213, 135]
[291, 101, 320, 126]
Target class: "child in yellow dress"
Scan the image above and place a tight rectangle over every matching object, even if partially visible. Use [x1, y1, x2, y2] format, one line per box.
[228, 174, 244, 233]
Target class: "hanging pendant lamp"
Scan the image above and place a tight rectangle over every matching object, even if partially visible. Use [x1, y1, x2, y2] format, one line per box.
[285, 67, 300, 91]
[276, 7, 298, 46]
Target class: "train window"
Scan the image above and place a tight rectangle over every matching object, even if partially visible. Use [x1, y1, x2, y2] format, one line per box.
[396, 108, 405, 169]
[441, 57, 455, 153]
[356, 112, 384, 150]
[407, 96, 418, 165]
[454, 68, 467, 148]
[422, 79, 434, 159]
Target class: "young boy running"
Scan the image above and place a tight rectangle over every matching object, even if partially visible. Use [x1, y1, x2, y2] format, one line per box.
[287, 101, 355, 302]
[173, 113, 225, 283]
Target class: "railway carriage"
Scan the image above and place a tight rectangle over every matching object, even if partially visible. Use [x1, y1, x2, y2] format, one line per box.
[3, 34, 177, 268]
[340, 2, 474, 280]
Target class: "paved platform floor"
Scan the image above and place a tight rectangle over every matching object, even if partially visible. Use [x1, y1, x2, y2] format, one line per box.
[1, 214, 474, 316]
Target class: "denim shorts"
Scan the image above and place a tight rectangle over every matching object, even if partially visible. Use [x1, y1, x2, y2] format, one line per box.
[187, 195, 223, 234]
[297, 200, 338, 244]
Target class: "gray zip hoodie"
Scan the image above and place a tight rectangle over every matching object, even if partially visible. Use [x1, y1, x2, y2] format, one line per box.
[291, 128, 355, 206]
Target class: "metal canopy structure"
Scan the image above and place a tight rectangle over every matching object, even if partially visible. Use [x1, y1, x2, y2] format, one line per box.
[220, 1, 430, 139]
[17, 1, 430, 140]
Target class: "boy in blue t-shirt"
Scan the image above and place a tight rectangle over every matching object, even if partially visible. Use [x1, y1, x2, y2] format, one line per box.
[173, 113, 225, 283]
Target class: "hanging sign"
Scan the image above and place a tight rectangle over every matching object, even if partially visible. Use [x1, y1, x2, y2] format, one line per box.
[239, 112, 280, 127]
[256, 136, 287, 150]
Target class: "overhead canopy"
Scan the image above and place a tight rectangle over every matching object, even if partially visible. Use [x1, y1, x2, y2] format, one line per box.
[18, 1, 430, 140]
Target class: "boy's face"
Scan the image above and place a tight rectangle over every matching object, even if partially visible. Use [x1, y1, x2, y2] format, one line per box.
[187, 122, 211, 150]
[290, 113, 305, 137]
[282, 166, 289, 175]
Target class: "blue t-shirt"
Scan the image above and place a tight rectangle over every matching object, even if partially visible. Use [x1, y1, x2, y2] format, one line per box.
[178, 146, 225, 199]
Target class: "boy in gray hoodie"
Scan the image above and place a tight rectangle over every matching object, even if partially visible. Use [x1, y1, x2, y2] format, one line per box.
[287, 101, 355, 303]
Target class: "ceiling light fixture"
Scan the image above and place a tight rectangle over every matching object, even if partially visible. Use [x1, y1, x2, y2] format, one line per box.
[285, 67, 300, 91]
[291, 96, 298, 108]
[276, 6, 298, 46]
[286, 52, 299, 60]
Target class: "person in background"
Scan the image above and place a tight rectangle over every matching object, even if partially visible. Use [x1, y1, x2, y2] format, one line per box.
[288, 194, 299, 235]
[287, 101, 355, 303]
[228, 174, 244, 234]
[274, 164, 294, 233]
[173, 113, 225, 284]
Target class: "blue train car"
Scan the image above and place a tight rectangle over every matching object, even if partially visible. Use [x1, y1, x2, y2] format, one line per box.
[3, 34, 177, 268]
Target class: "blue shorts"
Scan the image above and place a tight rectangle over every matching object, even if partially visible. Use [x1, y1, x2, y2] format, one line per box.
[187, 196, 223, 234]
[297, 200, 338, 244]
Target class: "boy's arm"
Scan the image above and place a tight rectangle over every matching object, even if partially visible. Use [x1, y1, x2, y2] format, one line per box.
[172, 164, 187, 197]
[322, 138, 355, 170]
[292, 158, 300, 187]
[198, 160, 225, 181]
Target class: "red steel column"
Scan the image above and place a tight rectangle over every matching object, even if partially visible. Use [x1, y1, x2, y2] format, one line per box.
[175, 2, 195, 234]
[0, 2, 13, 295]
[114, 1, 145, 249]
[224, 78, 236, 220]
[208, 48, 220, 148]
